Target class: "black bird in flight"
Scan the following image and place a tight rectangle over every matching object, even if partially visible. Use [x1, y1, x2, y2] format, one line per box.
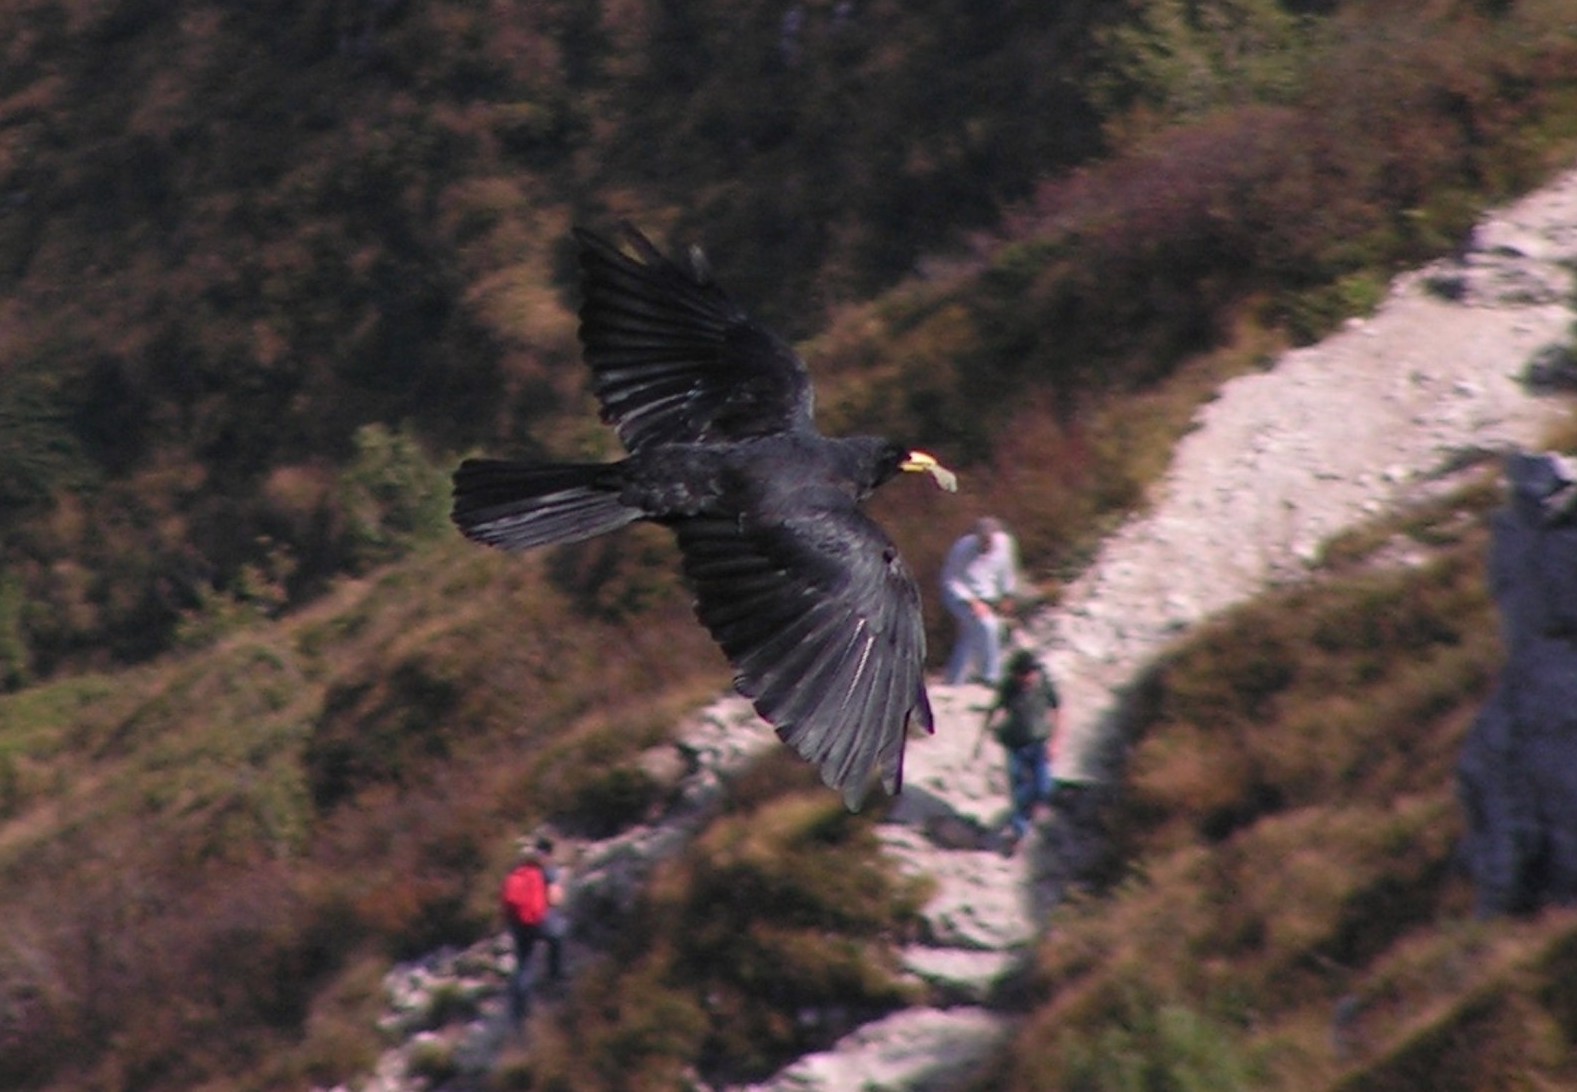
[452, 225, 957, 808]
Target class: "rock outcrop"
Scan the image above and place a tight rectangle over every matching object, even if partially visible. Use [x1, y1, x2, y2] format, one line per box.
[1458, 452, 1577, 916]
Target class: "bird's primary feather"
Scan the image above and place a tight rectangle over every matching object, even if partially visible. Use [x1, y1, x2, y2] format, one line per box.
[673, 504, 931, 808]
[575, 224, 814, 449]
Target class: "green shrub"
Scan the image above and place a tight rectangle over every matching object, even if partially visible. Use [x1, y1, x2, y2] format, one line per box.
[551, 763, 663, 838]
[335, 424, 452, 573]
[1275, 271, 1389, 346]
[406, 1036, 461, 1084]
[0, 577, 31, 691]
[1057, 991, 1260, 1092]
[305, 659, 463, 810]
[1094, 0, 1316, 137]
[423, 981, 480, 1029]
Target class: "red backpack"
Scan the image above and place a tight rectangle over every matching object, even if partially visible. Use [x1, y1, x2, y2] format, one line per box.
[501, 863, 549, 927]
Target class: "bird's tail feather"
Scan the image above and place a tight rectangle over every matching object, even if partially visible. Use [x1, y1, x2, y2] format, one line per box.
[452, 458, 640, 551]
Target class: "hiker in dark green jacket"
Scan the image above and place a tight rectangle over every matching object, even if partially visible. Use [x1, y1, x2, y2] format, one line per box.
[976, 649, 1062, 851]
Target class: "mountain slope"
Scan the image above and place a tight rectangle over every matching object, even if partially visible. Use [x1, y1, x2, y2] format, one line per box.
[316, 163, 1577, 1092]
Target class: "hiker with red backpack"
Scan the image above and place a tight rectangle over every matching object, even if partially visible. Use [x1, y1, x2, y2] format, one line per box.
[501, 836, 566, 1025]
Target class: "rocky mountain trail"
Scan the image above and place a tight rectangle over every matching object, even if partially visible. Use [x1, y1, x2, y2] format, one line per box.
[1036, 167, 1577, 786]
[326, 163, 1577, 1092]
[326, 680, 1060, 1092]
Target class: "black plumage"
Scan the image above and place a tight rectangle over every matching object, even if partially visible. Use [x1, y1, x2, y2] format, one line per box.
[452, 224, 957, 808]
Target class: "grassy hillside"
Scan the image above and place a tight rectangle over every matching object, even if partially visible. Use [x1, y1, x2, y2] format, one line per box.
[3, 0, 1577, 1088]
[0, 0, 1111, 676]
[4, 0, 1577, 680]
[0, 533, 738, 1089]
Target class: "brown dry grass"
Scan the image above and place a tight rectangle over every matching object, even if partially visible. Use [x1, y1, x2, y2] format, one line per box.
[973, 454, 1577, 1092]
[3, 4, 1577, 1085]
[0, 534, 729, 1090]
[521, 751, 926, 1090]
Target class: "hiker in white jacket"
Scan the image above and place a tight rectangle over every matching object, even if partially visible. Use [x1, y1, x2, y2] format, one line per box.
[939, 516, 1022, 685]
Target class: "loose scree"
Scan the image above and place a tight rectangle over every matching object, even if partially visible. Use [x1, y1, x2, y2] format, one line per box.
[452, 225, 957, 808]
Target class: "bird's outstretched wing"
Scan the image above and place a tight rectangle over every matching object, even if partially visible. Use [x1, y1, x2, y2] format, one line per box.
[673, 503, 934, 809]
[575, 224, 814, 451]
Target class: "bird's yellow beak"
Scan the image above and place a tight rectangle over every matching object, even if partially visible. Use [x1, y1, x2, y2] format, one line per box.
[901, 450, 958, 493]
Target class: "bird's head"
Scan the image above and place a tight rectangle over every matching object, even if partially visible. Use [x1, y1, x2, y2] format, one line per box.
[844, 438, 958, 496]
[898, 449, 958, 493]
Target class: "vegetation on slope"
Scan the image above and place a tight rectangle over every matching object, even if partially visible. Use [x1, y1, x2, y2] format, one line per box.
[976, 440, 1577, 1091]
[0, 0, 1111, 677]
[513, 754, 929, 1090]
[4, 0, 1577, 682]
[2, 0, 1577, 1088]
[0, 535, 727, 1090]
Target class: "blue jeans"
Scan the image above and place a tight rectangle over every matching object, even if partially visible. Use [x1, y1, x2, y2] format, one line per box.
[1006, 742, 1054, 838]
[943, 596, 1003, 685]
